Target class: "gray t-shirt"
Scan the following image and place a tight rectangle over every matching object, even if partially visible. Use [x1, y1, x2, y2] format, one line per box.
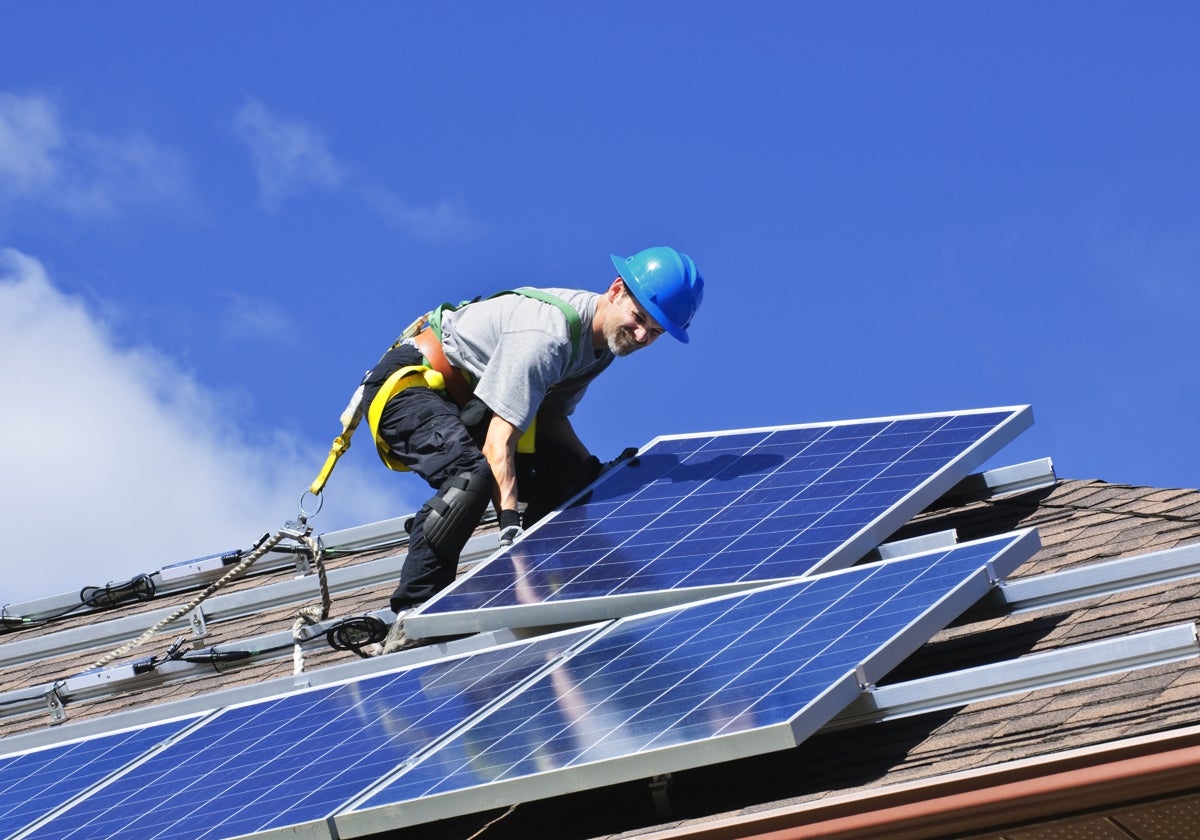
[439, 287, 614, 430]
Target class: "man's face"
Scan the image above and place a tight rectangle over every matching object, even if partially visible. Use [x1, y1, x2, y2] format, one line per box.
[605, 281, 665, 357]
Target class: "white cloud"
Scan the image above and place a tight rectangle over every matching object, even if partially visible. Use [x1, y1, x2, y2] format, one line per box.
[0, 92, 60, 192]
[0, 91, 191, 220]
[233, 96, 479, 239]
[233, 99, 345, 211]
[361, 187, 481, 241]
[0, 249, 417, 607]
[218, 291, 299, 345]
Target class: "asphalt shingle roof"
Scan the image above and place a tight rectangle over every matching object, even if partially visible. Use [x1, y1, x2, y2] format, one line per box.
[2, 478, 1198, 839]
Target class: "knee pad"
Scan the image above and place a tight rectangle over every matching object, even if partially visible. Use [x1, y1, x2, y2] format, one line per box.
[423, 471, 492, 561]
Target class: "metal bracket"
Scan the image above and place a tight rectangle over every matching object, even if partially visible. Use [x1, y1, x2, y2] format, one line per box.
[855, 663, 876, 691]
[649, 774, 673, 819]
[190, 605, 209, 642]
[986, 559, 1000, 586]
[293, 549, 313, 577]
[46, 686, 67, 725]
[280, 517, 316, 575]
[280, 517, 313, 541]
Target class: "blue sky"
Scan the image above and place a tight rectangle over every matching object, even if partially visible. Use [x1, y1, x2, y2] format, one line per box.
[2, 2, 1197, 602]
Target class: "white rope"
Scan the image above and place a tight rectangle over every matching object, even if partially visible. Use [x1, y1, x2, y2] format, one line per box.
[292, 607, 322, 675]
[82, 509, 338, 694]
[89, 530, 288, 672]
[291, 534, 332, 675]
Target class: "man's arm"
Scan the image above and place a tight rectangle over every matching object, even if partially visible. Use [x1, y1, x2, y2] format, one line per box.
[481, 413, 524, 515]
[535, 412, 591, 461]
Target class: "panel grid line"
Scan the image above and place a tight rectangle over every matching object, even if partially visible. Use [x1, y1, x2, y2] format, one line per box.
[20, 532, 1035, 839]
[21, 632, 592, 840]
[342, 530, 1036, 830]
[2, 716, 204, 840]
[674, 419, 948, 586]
[410, 408, 1030, 637]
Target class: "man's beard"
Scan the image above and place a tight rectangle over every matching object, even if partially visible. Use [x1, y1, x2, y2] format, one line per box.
[607, 325, 639, 357]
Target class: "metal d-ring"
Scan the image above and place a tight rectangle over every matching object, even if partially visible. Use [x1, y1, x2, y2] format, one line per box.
[298, 489, 324, 521]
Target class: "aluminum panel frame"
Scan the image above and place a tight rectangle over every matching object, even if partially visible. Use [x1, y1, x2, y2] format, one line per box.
[327, 531, 1038, 837]
[406, 407, 1033, 640]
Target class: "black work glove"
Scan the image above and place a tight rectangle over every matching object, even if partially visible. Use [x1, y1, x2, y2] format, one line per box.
[459, 397, 491, 431]
[601, 447, 640, 475]
[498, 508, 523, 546]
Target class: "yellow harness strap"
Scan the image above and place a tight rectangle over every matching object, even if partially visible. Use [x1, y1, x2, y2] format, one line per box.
[367, 366, 535, 459]
[310, 382, 368, 495]
[311, 342, 538, 492]
[518, 417, 537, 454]
[310, 431, 353, 496]
[309, 365, 446, 493]
[366, 365, 445, 472]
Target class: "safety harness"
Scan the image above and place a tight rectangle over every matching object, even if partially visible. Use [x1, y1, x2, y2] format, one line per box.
[310, 289, 583, 494]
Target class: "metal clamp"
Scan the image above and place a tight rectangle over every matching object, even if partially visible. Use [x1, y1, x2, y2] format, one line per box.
[46, 684, 67, 724]
[190, 606, 209, 641]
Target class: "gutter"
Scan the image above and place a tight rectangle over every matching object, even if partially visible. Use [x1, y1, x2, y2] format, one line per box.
[639, 723, 1200, 840]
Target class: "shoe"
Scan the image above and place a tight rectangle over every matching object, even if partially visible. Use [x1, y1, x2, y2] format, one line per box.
[381, 609, 412, 655]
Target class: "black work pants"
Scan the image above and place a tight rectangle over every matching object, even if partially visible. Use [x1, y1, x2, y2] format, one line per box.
[517, 435, 602, 528]
[364, 345, 601, 613]
[365, 346, 491, 611]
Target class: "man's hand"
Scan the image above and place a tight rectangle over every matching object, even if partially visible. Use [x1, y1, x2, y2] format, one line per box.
[602, 447, 640, 475]
[498, 508, 524, 546]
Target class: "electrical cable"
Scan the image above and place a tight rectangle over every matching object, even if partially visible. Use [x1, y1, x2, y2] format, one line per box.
[0, 605, 82, 632]
[0, 573, 158, 633]
[80, 574, 156, 609]
[182, 648, 259, 664]
[325, 615, 389, 658]
[1, 515, 413, 633]
[88, 530, 284, 672]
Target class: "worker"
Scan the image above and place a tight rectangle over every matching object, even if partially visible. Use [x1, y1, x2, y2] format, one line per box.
[359, 246, 704, 641]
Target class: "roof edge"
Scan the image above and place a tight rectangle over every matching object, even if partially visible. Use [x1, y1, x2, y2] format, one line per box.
[638, 722, 1200, 840]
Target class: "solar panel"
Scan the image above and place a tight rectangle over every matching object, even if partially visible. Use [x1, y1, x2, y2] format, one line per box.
[334, 529, 1039, 835]
[406, 407, 1032, 638]
[21, 530, 1037, 839]
[0, 717, 199, 839]
[20, 631, 591, 840]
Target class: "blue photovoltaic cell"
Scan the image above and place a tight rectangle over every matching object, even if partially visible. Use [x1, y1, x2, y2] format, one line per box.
[0, 718, 197, 838]
[25, 631, 587, 840]
[413, 408, 1029, 631]
[348, 531, 1034, 821]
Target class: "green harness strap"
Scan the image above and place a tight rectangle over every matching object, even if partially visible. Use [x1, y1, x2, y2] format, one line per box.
[312, 289, 586, 491]
[428, 288, 584, 368]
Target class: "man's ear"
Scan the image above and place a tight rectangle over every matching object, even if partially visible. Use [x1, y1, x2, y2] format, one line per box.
[608, 277, 626, 301]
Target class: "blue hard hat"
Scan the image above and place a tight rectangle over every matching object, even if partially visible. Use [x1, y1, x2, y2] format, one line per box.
[609, 246, 704, 343]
